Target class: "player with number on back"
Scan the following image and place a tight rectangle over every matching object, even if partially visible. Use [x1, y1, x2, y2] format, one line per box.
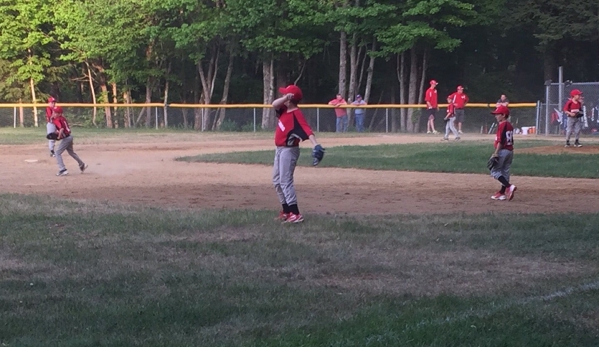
[272, 84, 324, 223]
[488, 105, 517, 201]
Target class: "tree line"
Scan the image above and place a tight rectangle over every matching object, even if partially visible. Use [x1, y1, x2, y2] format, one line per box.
[0, 0, 597, 131]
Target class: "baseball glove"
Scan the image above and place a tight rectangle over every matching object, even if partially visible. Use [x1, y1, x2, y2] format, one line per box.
[312, 144, 325, 166]
[487, 155, 499, 171]
[46, 132, 58, 140]
[575, 112, 584, 118]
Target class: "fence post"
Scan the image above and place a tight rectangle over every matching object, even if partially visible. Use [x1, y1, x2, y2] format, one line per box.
[253, 108, 256, 132]
[155, 107, 158, 129]
[545, 84, 550, 136]
[385, 108, 389, 133]
[13, 107, 16, 128]
[535, 101, 540, 135]
[317, 108, 320, 132]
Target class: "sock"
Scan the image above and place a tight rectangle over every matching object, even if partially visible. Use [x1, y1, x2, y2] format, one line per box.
[282, 203, 290, 213]
[498, 176, 510, 189]
[500, 185, 507, 194]
[288, 204, 300, 215]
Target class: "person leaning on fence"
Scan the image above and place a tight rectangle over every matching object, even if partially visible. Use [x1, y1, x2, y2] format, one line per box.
[328, 94, 348, 132]
[496, 94, 509, 107]
[351, 94, 367, 132]
[564, 89, 584, 148]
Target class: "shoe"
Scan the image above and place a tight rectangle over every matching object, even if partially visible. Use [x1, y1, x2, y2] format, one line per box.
[458, 130, 463, 134]
[491, 192, 506, 201]
[50, 150, 55, 158]
[455, 137, 461, 141]
[56, 169, 68, 176]
[427, 131, 432, 134]
[441, 137, 449, 141]
[574, 142, 582, 148]
[284, 213, 304, 223]
[275, 211, 289, 222]
[433, 131, 439, 135]
[565, 142, 571, 147]
[80, 163, 88, 173]
[507, 185, 517, 201]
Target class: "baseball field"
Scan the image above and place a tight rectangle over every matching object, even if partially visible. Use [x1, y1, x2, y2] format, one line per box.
[1, 128, 599, 346]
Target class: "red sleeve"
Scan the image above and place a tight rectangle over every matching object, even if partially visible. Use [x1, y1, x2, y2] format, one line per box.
[45, 107, 52, 122]
[563, 100, 572, 112]
[294, 110, 314, 138]
[425, 90, 431, 102]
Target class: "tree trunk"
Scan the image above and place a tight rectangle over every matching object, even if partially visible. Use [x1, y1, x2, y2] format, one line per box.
[124, 90, 132, 128]
[144, 78, 152, 127]
[348, 32, 358, 128]
[407, 48, 418, 133]
[29, 77, 38, 127]
[85, 61, 97, 127]
[198, 45, 220, 131]
[112, 82, 118, 128]
[364, 38, 376, 103]
[182, 107, 189, 129]
[391, 84, 398, 132]
[19, 99, 24, 127]
[164, 61, 171, 128]
[543, 46, 557, 82]
[214, 48, 235, 130]
[415, 49, 428, 133]
[338, 30, 348, 98]
[261, 58, 274, 130]
[193, 73, 201, 130]
[397, 52, 407, 132]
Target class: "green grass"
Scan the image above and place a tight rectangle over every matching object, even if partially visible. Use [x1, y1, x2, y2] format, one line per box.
[179, 141, 599, 178]
[1, 194, 598, 346]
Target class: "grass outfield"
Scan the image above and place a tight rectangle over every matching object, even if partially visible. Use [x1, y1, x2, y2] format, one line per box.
[1, 195, 598, 346]
[179, 141, 599, 178]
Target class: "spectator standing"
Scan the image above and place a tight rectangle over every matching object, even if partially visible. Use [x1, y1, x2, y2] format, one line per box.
[46, 97, 57, 157]
[425, 80, 440, 134]
[351, 94, 367, 132]
[328, 94, 348, 132]
[449, 86, 469, 134]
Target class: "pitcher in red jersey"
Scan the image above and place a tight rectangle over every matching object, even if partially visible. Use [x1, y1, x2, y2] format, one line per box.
[489, 105, 517, 201]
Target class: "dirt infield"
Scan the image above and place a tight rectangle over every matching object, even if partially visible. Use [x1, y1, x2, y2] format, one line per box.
[4, 133, 599, 215]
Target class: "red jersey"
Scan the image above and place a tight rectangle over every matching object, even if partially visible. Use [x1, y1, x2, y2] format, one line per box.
[52, 115, 71, 137]
[446, 103, 455, 118]
[46, 107, 53, 122]
[329, 98, 347, 117]
[449, 92, 469, 109]
[494, 121, 514, 151]
[425, 87, 438, 109]
[274, 106, 314, 147]
[563, 99, 582, 115]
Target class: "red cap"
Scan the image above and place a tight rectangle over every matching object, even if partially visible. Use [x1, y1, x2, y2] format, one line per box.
[491, 105, 510, 116]
[570, 89, 582, 97]
[457, 85, 464, 90]
[48, 97, 56, 103]
[53, 106, 63, 114]
[278, 85, 303, 103]
[430, 80, 438, 85]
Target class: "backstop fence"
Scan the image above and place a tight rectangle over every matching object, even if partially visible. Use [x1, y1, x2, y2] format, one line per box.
[537, 82, 599, 135]
[0, 103, 537, 133]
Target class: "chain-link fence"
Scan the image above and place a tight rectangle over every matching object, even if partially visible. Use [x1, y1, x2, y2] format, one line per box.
[538, 82, 599, 135]
[0, 104, 538, 133]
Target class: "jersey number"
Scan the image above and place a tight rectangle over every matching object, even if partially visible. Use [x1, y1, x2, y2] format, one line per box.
[505, 130, 513, 146]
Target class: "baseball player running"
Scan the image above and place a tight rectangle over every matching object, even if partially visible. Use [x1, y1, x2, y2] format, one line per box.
[563, 89, 584, 147]
[46, 97, 57, 157]
[489, 105, 517, 201]
[49, 106, 88, 176]
[272, 84, 322, 223]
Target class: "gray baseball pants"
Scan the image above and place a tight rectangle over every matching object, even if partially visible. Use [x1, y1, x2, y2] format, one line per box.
[565, 116, 582, 143]
[47, 122, 56, 151]
[273, 146, 300, 206]
[444, 117, 459, 139]
[55, 135, 85, 171]
[490, 149, 513, 182]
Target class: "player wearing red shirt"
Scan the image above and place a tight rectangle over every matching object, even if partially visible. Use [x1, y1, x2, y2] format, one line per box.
[441, 96, 460, 141]
[46, 97, 57, 157]
[448, 86, 469, 134]
[50, 106, 88, 176]
[425, 80, 439, 134]
[563, 89, 583, 147]
[489, 105, 517, 201]
[272, 85, 322, 223]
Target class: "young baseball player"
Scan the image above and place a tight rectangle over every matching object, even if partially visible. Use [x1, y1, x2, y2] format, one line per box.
[564, 89, 584, 147]
[489, 105, 517, 201]
[272, 84, 322, 223]
[46, 97, 57, 157]
[441, 96, 460, 141]
[50, 106, 88, 176]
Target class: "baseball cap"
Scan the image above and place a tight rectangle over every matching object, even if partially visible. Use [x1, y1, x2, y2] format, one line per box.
[48, 97, 56, 103]
[457, 85, 464, 89]
[278, 85, 303, 103]
[570, 89, 583, 97]
[356, 94, 362, 98]
[491, 105, 510, 116]
[53, 106, 63, 114]
[430, 80, 438, 85]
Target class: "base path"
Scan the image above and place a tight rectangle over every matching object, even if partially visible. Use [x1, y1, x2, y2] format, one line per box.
[3, 133, 599, 215]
